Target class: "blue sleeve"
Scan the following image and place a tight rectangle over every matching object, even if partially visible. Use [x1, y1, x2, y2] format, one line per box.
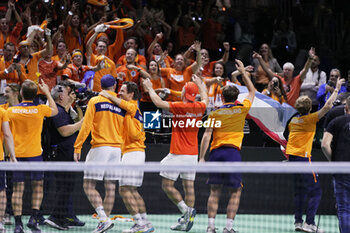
[316, 84, 326, 101]
[52, 108, 70, 129]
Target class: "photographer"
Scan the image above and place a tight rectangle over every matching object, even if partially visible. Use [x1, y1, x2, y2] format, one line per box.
[44, 81, 84, 230]
[262, 76, 287, 104]
[317, 69, 347, 110]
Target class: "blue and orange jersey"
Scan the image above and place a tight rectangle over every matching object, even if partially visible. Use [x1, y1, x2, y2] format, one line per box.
[7, 101, 52, 158]
[286, 112, 319, 158]
[74, 91, 134, 154]
[209, 99, 252, 151]
[0, 108, 9, 161]
[122, 100, 146, 154]
[168, 101, 206, 155]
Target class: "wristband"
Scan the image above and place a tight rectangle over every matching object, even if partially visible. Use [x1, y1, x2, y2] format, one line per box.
[4, 69, 9, 74]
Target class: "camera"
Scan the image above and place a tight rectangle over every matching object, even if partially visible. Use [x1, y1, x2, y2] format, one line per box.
[68, 83, 98, 112]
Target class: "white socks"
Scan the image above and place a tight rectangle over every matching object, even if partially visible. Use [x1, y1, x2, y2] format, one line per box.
[177, 200, 188, 215]
[96, 206, 107, 221]
[226, 218, 234, 230]
[208, 218, 215, 228]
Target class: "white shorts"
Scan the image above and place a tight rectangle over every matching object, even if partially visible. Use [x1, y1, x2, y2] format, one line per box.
[84, 146, 121, 181]
[160, 153, 198, 181]
[119, 151, 145, 187]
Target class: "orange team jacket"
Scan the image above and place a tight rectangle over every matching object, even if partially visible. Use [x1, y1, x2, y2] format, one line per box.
[285, 112, 319, 158]
[160, 66, 193, 101]
[0, 22, 23, 53]
[86, 28, 124, 62]
[168, 101, 206, 155]
[117, 54, 147, 67]
[74, 91, 135, 154]
[209, 99, 252, 151]
[0, 57, 27, 84]
[7, 101, 52, 158]
[64, 26, 84, 53]
[116, 65, 144, 92]
[62, 64, 90, 82]
[0, 108, 9, 161]
[89, 54, 117, 92]
[122, 100, 146, 154]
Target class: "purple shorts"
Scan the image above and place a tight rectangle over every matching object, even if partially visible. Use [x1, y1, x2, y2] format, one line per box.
[0, 170, 5, 191]
[13, 156, 44, 182]
[207, 147, 242, 189]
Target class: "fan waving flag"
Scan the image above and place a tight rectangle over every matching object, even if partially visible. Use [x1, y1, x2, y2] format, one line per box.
[234, 84, 297, 148]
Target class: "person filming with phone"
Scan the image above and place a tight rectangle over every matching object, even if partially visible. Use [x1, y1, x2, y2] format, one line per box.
[262, 76, 287, 104]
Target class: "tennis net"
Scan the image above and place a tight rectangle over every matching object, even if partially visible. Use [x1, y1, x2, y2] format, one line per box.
[0, 158, 347, 233]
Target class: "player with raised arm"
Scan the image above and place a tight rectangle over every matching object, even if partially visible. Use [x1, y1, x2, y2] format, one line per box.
[8, 79, 58, 233]
[286, 77, 344, 233]
[143, 74, 208, 232]
[100, 81, 154, 233]
[200, 59, 256, 233]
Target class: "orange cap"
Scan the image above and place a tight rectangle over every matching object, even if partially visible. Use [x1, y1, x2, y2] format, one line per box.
[184, 82, 198, 102]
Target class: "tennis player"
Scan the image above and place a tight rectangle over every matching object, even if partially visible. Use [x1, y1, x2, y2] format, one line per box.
[200, 59, 255, 233]
[99, 81, 154, 233]
[74, 75, 135, 233]
[143, 74, 208, 232]
[286, 77, 344, 233]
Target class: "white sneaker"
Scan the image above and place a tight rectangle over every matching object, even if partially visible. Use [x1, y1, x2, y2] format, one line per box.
[302, 223, 325, 233]
[223, 228, 237, 233]
[170, 216, 187, 231]
[122, 223, 154, 233]
[183, 207, 196, 231]
[92, 219, 114, 233]
[295, 222, 303, 231]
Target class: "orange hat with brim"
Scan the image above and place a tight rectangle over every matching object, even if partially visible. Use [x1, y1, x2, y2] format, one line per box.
[88, 0, 107, 6]
[184, 82, 199, 102]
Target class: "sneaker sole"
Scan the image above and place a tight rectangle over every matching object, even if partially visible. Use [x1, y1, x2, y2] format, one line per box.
[94, 222, 114, 233]
[185, 209, 196, 232]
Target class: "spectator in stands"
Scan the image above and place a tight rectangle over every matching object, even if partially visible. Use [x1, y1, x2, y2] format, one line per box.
[15, 28, 53, 83]
[73, 75, 135, 233]
[116, 48, 144, 92]
[44, 82, 84, 230]
[8, 79, 58, 233]
[147, 32, 174, 68]
[172, 5, 200, 52]
[262, 76, 287, 104]
[0, 42, 26, 103]
[64, 2, 84, 53]
[300, 55, 327, 112]
[252, 43, 282, 92]
[200, 59, 256, 233]
[142, 74, 207, 232]
[100, 81, 154, 233]
[253, 47, 315, 107]
[86, 24, 118, 92]
[161, 41, 202, 101]
[323, 92, 350, 130]
[322, 96, 350, 233]
[117, 37, 147, 70]
[316, 69, 347, 110]
[62, 49, 102, 85]
[0, 1, 23, 55]
[286, 78, 344, 233]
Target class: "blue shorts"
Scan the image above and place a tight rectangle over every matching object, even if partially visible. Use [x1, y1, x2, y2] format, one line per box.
[13, 156, 44, 183]
[207, 147, 242, 189]
[0, 170, 6, 191]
